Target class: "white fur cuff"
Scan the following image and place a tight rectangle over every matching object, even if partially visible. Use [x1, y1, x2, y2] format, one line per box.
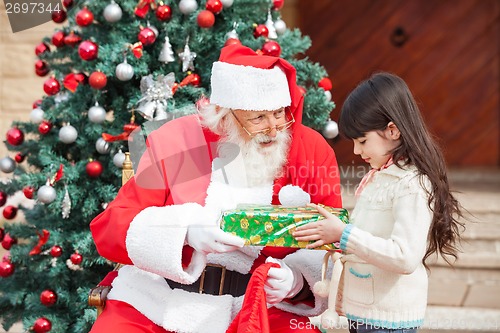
[275, 249, 331, 317]
[126, 203, 207, 283]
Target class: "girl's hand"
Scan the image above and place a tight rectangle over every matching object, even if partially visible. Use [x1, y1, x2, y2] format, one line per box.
[292, 203, 346, 249]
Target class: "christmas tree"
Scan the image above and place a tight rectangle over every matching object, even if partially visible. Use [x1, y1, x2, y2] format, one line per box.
[0, 0, 336, 332]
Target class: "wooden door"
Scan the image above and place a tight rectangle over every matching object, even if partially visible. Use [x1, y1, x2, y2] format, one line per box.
[298, 0, 500, 167]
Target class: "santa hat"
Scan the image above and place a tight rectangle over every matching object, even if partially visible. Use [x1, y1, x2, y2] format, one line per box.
[210, 45, 292, 111]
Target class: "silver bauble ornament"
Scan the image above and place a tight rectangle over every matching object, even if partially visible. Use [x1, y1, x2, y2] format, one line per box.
[103, 1, 123, 23]
[0, 156, 16, 173]
[220, 0, 234, 7]
[30, 107, 45, 123]
[95, 138, 110, 154]
[59, 124, 78, 144]
[116, 59, 134, 81]
[113, 149, 126, 168]
[322, 120, 339, 139]
[88, 103, 107, 124]
[274, 18, 287, 35]
[179, 0, 198, 14]
[324, 90, 332, 101]
[37, 184, 56, 204]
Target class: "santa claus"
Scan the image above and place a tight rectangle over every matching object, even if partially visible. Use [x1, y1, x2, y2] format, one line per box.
[89, 44, 342, 333]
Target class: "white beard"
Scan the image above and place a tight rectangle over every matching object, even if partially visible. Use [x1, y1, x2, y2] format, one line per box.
[219, 119, 291, 187]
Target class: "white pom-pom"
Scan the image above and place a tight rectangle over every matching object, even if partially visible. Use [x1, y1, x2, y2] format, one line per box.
[321, 309, 340, 329]
[313, 279, 331, 297]
[278, 184, 311, 207]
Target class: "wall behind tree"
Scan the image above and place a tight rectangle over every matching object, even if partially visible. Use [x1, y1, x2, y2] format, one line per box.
[0, 3, 56, 159]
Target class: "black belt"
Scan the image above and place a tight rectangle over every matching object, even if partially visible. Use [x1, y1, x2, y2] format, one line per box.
[166, 264, 251, 297]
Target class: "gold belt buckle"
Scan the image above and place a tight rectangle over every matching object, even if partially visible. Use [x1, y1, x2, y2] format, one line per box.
[199, 263, 226, 295]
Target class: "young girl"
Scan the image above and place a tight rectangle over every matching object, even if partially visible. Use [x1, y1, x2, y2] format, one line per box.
[293, 72, 463, 333]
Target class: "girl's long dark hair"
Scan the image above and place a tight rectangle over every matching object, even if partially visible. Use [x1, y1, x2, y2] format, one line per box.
[339, 72, 464, 268]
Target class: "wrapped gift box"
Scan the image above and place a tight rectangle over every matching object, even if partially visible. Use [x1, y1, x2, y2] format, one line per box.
[220, 204, 349, 251]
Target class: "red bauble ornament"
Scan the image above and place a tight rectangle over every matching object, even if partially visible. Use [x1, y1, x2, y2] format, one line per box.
[2, 206, 17, 220]
[318, 77, 333, 91]
[273, 0, 285, 10]
[70, 252, 83, 265]
[2, 234, 17, 250]
[14, 153, 25, 163]
[76, 7, 94, 26]
[224, 38, 241, 46]
[33, 317, 52, 333]
[0, 227, 4, 241]
[78, 41, 98, 61]
[62, 0, 73, 8]
[51, 31, 66, 47]
[254, 24, 269, 38]
[86, 160, 103, 178]
[197, 10, 215, 28]
[23, 186, 35, 199]
[35, 60, 49, 77]
[40, 290, 58, 306]
[35, 42, 49, 56]
[43, 77, 60, 95]
[262, 40, 281, 57]
[138, 28, 156, 46]
[206, 0, 223, 14]
[0, 192, 6, 207]
[50, 245, 63, 257]
[38, 121, 53, 135]
[0, 261, 14, 278]
[52, 9, 67, 23]
[156, 5, 172, 21]
[6, 127, 24, 146]
[64, 32, 81, 47]
[89, 72, 107, 89]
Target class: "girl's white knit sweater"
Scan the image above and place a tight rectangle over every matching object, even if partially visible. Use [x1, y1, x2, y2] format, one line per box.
[339, 164, 432, 329]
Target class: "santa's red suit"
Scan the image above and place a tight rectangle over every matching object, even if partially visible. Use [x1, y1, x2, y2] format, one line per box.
[90, 45, 342, 333]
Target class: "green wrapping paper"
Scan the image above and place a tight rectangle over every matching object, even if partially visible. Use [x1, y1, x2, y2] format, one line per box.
[220, 204, 349, 251]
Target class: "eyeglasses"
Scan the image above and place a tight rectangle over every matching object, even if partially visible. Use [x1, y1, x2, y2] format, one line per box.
[230, 109, 295, 137]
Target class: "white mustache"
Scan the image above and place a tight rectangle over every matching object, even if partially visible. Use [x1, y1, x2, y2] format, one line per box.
[253, 134, 277, 144]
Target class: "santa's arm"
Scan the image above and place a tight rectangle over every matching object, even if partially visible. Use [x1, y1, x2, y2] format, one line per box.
[91, 127, 213, 283]
[311, 136, 342, 208]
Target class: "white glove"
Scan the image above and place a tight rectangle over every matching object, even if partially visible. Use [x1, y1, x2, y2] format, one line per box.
[186, 225, 245, 255]
[264, 257, 304, 305]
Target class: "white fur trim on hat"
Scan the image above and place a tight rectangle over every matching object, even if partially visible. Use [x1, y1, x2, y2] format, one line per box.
[210, 62, 291, 111]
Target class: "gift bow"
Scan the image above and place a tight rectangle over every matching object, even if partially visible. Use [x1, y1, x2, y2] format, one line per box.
[130, 42, 143, 59]
[29, 229, 50, 256]
[135, 0, 156, 18]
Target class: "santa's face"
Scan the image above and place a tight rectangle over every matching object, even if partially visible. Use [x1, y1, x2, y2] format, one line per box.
[230, 108, 289, 146]
[221, 113, 291, 187]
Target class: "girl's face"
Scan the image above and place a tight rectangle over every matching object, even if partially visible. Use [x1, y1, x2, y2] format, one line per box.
[352, 122, 401, 169]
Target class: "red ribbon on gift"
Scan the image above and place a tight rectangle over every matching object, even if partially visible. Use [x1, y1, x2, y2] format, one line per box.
[29, 229, 50, 256]
[135, 0, 156, 18]
[130, 42, 143, 59]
